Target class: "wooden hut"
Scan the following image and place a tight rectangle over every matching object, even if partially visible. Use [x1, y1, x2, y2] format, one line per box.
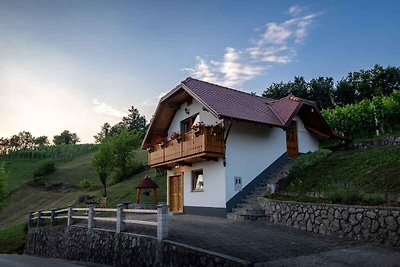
[136, 176, 159, 204]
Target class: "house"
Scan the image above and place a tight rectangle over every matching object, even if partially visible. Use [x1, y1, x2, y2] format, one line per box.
[142, 77, 339, 217]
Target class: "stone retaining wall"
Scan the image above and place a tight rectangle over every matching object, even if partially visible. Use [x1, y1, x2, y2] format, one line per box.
[258, 198, 400, 246]
[346, 136, 400, 150]
[24, 226, 249, 267]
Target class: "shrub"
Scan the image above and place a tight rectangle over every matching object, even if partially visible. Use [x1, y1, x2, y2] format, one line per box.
[31, 176, 46, 187]
[362, 193, 384, 206]
[326, 187, 361, 205]
[322, 90, 400, 139]
[79, 178, 92, 191]
[33, 161, 55, 177]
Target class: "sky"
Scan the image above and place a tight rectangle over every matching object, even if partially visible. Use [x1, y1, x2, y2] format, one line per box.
[0, 0, 399, 143]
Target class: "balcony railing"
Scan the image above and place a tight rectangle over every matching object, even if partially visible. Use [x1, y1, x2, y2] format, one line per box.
[148, 127, 224, 167]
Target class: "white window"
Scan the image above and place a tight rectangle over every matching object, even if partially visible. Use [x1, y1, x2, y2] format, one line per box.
[192, 169, 204, 192]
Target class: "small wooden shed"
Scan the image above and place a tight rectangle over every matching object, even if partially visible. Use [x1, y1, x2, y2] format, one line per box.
[136, 176, 159, 204]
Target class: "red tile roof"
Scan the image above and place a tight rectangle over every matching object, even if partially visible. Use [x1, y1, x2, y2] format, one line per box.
[142, 77, 340, 148]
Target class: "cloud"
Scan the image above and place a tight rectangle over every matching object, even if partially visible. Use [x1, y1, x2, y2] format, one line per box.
[185, 6, 319, 87]
[92, 98, 127, 118]
[288, 6, 302, 16]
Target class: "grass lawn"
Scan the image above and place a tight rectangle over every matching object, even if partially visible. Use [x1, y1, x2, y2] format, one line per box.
[286, 146, 400, 194]
[0, 223, 27, 254]
[0, 148, 165, 229]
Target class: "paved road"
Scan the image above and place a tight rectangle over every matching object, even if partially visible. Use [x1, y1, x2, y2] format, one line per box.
[87, 214, 400, 265]
[0, 254, 109, 267]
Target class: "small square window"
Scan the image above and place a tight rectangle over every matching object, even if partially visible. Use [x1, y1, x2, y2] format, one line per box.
[192, 169, 204, 192]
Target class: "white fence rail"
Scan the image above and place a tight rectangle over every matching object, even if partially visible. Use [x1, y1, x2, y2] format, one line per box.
[28, 204, 169, 240]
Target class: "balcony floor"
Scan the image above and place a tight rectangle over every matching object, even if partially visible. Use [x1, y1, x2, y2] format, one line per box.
[150, 152, 223, 169]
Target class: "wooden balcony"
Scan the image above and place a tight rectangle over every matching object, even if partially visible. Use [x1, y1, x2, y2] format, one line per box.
[148, 127, 224, 168]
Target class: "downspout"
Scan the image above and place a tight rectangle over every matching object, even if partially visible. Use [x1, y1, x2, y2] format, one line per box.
[223, 120, 233, 167]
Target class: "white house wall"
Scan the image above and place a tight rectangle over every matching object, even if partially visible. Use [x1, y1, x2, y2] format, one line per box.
[224, 121, 287, 202]
[294, 115, 320, 153]
[167, 160, 226, 208]
[167, 99, 221, 136]
[224, 117, 319, 202]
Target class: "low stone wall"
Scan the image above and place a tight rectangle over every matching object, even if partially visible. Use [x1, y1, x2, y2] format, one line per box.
[346, 136, 400, 150]
[258, 198, 400, 246]
[25, 226, 250, 267]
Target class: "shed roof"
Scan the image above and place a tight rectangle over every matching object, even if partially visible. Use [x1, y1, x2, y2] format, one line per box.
[136, 176, 159, 189]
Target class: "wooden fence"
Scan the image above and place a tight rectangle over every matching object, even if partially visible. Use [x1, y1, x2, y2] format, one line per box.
[28, 204, 169, 240]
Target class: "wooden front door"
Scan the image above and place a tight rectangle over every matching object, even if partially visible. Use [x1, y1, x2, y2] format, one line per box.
[169, 174, 183, 212]
[286, 121, 299, 158]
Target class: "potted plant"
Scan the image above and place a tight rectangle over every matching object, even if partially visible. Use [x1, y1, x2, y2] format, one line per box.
[211, 123, 224, 135]
[158, 137, 168, 148]
[191, 121, 205, 136]
[171, 131, 184, 143]
[147, 146, 155, 153]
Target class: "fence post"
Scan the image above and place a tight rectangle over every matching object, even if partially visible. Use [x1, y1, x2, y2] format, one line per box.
[51, 208, 57, 226]
[116, 203, 127, 233]
[37, 209, 43, 227]
[67, 205, 74, 226]
[88, 204, 95, 229]
[157, 204, 168, 241]
[28, 211, 33, 228]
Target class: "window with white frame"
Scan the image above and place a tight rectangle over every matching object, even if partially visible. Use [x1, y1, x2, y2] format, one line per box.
[192, 169, 204, 192]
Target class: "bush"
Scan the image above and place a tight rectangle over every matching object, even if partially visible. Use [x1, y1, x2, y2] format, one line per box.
[362, 193, 384, 206]
[326, 187, 361, 205]
[31, 176, 46, 187]
[322, 90, 400, 139]
[33, 161, 55, 177]
[79, 178, 92, 191]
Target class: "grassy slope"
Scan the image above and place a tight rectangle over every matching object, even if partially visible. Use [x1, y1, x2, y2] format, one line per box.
[287, 145, 400, 193]
[0, 223, 27, 253]
[0, 149, 166, 229]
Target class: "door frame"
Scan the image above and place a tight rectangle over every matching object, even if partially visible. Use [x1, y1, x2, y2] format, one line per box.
[168, 173, 184, 212]
[286, 120, 299, 158]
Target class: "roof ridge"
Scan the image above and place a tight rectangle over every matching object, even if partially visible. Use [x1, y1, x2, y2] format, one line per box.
[266, 103, 285, 126]
[184, 77, 273, 102]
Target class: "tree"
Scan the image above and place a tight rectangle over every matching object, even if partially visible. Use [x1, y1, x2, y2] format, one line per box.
[309, 77, 335, 109]
[111, 129, 141, 182]
[94, 123, 111, 144]
[34, 136, 49, 147]
[263, 76, 309, 100]
[17, 131, 35, 149]
[92, 139, 115, 197]
[122, 106, 148, 138]
[53, 130, 80, 145]
[0, 162, 8, 210]
[335, 79, 358, 106]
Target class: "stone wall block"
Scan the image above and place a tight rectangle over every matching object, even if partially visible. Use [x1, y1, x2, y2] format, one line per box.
[385, 216, 398, 231]
[257, 198, 400, 247]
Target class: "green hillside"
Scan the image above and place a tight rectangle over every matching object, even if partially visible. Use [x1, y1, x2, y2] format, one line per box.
[0, 149, 166, 229]
[272, 145, 400, 206]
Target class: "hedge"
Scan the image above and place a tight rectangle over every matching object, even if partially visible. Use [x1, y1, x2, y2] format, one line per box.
[322, 90, 400, 139]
